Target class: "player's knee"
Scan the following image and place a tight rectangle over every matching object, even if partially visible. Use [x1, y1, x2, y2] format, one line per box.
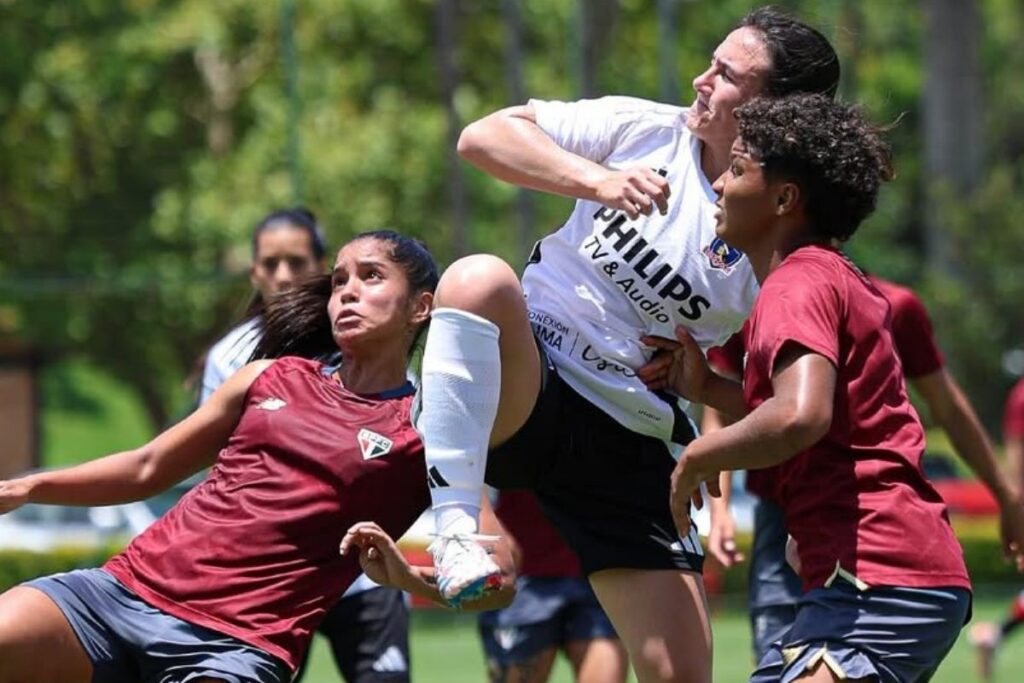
[435, 255, 523, 317]
[631, 651, 710, 683]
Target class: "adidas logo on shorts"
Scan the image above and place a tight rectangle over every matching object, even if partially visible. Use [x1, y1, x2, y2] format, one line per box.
[371, 645, 408, 673]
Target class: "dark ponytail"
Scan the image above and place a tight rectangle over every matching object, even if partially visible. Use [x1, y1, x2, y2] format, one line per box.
[250, 274, 336, 362]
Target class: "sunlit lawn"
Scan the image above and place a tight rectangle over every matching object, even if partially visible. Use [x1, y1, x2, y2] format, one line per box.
[295, 587, 1022, 682]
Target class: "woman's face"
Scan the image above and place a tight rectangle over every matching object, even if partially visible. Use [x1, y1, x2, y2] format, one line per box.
[326, 238, 431, 355]
[687, 27, 772, 151]
[710, 138, 782, 252]
[250, 224, 323, 298]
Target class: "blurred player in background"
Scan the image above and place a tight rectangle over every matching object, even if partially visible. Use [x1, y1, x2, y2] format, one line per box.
[970, 376, 1024, 680]
[478, 490, 627, 683]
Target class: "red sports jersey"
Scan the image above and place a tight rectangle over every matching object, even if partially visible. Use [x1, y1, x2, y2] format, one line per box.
[707, 331, 745, 379]
[707, 277, 943, 387]
[1005, 378, 1024, 440]
[494, 490, 580, 577]
[105, 357, 429, 670]
[743, 246, 969, 592]
[868, 276, 944, 379]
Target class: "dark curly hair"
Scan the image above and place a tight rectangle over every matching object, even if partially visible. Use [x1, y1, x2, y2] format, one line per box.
[735, 94, 892, 242]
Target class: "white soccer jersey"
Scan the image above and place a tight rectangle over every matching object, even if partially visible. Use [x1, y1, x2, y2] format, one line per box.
[524, 96, 758, 445]
[200, 317, 262, 404]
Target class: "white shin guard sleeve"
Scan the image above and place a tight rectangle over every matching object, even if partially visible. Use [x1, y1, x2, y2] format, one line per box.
[418, 307, 502, 531]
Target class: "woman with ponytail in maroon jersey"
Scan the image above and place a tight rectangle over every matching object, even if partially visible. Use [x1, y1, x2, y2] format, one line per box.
[0, 230, 515, 683]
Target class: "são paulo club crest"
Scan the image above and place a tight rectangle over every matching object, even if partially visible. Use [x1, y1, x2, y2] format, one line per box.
[703, 237, 744, 273]
[358, 429, 393, 460]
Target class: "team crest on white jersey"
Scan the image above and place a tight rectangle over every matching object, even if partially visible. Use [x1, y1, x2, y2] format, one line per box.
[703, 237, 744, 274]
[358, 429, 393, 460]
[255, 397, 287, 411]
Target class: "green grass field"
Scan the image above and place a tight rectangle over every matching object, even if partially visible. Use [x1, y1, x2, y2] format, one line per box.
[290, 589, 1024, 683]
[39, 362, 1024, 681]
[291, 587, 1024, 682]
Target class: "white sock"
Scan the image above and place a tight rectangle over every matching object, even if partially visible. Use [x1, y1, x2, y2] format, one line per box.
[418, 307, 501, 537]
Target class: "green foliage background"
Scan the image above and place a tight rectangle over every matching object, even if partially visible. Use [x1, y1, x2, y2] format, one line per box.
[1, 0, 1023, 434]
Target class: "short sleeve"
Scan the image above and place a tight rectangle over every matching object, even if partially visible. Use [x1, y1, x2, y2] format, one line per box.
[530, 96, 659, 164]
[199, 353, 227, 405]
[749, 263, 842, 378]
[886, 286, 944, 378]
[1004, 379, 1024, 440]
[707, 331, 746, 379]
[200, 321, 262, 405]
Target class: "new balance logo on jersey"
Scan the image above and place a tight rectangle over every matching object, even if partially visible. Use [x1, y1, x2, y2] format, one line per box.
[255, 397, 287, 411]
[371, 645, 408, 673]
[358, 429, 393, 460]
[426, 466, 450, 489]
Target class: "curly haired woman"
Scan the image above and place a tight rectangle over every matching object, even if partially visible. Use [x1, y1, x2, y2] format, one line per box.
[641, 94, 971, 683]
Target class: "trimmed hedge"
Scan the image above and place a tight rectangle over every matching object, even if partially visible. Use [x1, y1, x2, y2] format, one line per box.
[0, 545, 122, 592]
[708, 517, 1021, 594]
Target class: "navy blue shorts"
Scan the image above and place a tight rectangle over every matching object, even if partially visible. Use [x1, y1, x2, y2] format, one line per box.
[26, 569, 290, 683]
[751, 604, 799, 664]
[749, 580, 971, 683]
[477, 576, 618, 665]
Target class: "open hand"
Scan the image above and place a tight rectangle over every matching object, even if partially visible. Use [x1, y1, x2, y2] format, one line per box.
[340, 522, 414, 589]
[998, 498, 1024, 572]
[708, 507, 746, 568]
[669, 458, 707, 537]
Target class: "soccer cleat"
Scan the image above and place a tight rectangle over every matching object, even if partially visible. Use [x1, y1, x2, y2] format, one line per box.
[428, 532, 502, 608]
[968, 621, 1000, 681]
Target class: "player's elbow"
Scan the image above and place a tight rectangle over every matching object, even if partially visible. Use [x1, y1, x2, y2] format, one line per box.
[457, 117, 492, 162]
[457, 105, 534, 164]
[779, 402, 831, 452]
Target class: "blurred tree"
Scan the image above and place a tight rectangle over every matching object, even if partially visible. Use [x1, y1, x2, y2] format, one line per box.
[1, 0, 1023, 434]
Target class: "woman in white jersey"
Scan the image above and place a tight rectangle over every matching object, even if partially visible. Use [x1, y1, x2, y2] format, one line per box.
[418, 7, 840, 683]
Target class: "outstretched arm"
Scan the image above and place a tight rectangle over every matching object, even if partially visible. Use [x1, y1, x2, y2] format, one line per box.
[0, 360, 273, 513]
[913, 369, 1024, 569]
[458, 104, 669, 220]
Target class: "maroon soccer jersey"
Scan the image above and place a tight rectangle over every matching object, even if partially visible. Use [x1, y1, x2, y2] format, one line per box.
[1005, 378, 1024, 440]
[868, 276, 944, 379]
[707, 331, 745, 379]
[742, 246, 969, 592]
[494, 490, 581, 578]
[707, 278, 941, 386]
[104, 357, 429, 670]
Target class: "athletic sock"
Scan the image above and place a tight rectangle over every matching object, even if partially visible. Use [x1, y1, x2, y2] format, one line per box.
[418, 307, 501, 536]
